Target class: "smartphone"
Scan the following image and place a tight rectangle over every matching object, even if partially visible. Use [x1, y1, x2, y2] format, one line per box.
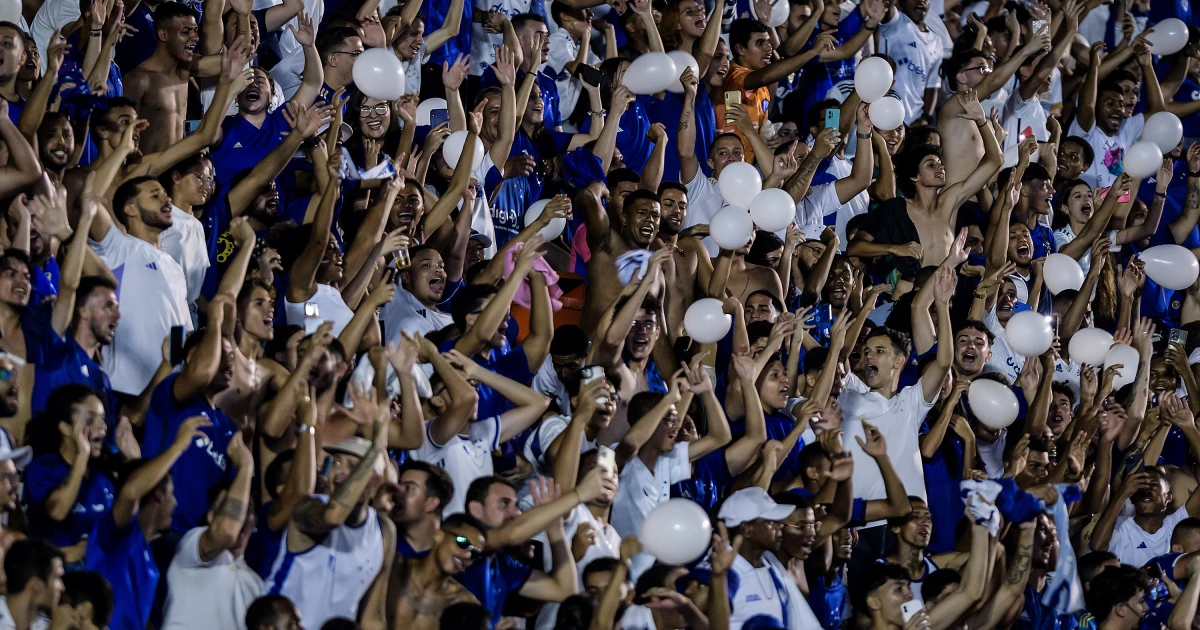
[304, 302, 319, 318]
[901, 600, 924, 623]
[303, 302, 321, 335]
[824, 108, 840, 130]
[169, 325, 185, 366]
[577, 63, 602, 88]
[597, 445, 616, 475]
[1123, 453, 1146, 476]
[428, 108, 450, 128]
[1107, 229, 1121, 252]
[1032, 19, 1048, 36]
[1170, 328, 1188, 347]
[1050, 315, 1060, 335]
[724, 91, 742, 124]
[673, 336, 693, 366]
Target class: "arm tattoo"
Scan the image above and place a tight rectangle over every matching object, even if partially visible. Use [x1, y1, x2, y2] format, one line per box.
[682, 109, 691, 130]
[330, 446, 380, 510]
[217, 497, 246, 523]
[1186, 181, 1200, 211]
[1006, 542, 1033, 584]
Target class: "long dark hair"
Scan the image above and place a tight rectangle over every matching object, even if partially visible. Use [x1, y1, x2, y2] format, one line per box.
[26, 384, 101, 457]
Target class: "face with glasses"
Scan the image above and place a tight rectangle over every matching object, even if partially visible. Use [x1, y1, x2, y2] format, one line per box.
[358, 98, 391, 139]
[782, 506, 818, 558]
[624, 307, 661, 360]
[648, 404, 683, 451]
[955, 56, 991, 90]
[326, 36, 365, 80]
[436, 525, 486, 574]
[171, 159, 214, 208]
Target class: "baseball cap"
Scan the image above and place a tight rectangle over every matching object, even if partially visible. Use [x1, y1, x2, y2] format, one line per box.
[469, 230, 492, 247]
[0, 427, 31, 469]
[718, 487, 795, 528]
[323, 436, 371, 459]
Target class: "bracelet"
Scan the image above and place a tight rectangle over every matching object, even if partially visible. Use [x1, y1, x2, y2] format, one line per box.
[296, 423, 315, 436]
[974, 291, 988, 300]
[864, 24, 877, 31]
[588, 109, 606, 117]
[90, 29, 102, 36]
[975, 120, 988, 128]
[1189, 170, 1200, 178]
[1154, 191, 1167, 199]
[856, 131, 872, 139]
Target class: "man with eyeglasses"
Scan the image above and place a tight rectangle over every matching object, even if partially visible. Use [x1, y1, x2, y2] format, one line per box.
[1082, 565, 1152, 630]
[311, 26, 364, 107]
[386, 513, 487, 630]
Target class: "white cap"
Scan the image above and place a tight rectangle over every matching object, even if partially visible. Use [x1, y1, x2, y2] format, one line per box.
[718, 488, 795, 528]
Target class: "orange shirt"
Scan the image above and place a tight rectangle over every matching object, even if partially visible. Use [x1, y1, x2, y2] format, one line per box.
[715, 63, 771, 165]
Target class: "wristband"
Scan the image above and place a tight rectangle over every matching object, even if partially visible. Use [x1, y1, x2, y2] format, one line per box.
[973, 291, 988, 300]
[1154, 191, 1167, 199]
[1188, 170, 1200, 178]
[90, 29, 102, 36]
[864, 23, 877, 31]
[856, 131, 872, 139]
[588, 109, 606, 117]
[296, 423, 315, 436]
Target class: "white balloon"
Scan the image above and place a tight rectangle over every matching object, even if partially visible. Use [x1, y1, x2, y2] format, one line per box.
[717, 162, 762, 209]
[1104, 343, 1141, 389]
[1146, 18, 1189, 56]
[868, 97, 905, 131]
[968, 380, 1019, 429]
[750, 0, 789, 27]
[642, 498, 713, 565]
[1143, 111, 1184, 153]
[710, 207, 755, 251]
[351, 48, 405, 101]
[684, 298, 732, 344]
[1005, 311, 1054, 357]
[1068, 327, 1114, 367]
[0, 0, 16, 22]
[442, 130, 486, 172]
[749, 189, 796, 232]
[1042, 253, 1085, 294]
[666, 50, 700, 94]
[855, 57, 894, 103]
[1140, 244, 1200, 290]
[523, 199, 565, 240]
[416, 98, 448, 126]
[1123, 141, 1163, 179]
[622, 53, 677, 95]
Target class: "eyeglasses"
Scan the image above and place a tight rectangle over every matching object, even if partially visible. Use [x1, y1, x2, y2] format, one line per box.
[332, 50, 363, 58]
[454, 535, 483, 560]
[631, 319, 659, 332]
[0, 368, 13, 382]
[359, 103, 390, 116]
[962, 65, 991, 75]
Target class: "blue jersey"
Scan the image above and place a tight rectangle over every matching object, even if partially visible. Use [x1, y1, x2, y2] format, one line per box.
[85, 512, 158, 630]
[582, 94, 654, 172]
[245, 502, 286, 578]
[457, 553, 533, 628]
[29, 257, 58, 307]
[671, 448, 732, 510]
[24, 453, 114, 548]
[141, 374, 238, 531]
[422, 0, 471, 66]
[794, 9, 866, 124]
[649, 89, 716, 182]
[920, 412, 967, 553]
[809, 570, 850, 630]
[437, 338, 534, 419]
[211, 109, 291, 188]
[29, 328, 116, 431]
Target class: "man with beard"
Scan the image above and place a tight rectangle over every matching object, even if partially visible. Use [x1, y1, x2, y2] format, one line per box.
[139, 295, 239, 532]
[381, 246, 460, 347]
[655, 181, 711, 334]
[881, 499, 944, 602]
[84, 415, 221, 630]
[578, 182, 665, 332]
[390, 461, 454, 558]
[87, 176, 191, 395]
[124, 3, 234, 155]
[35, 113, 73, 188]
[268, 412, 394, 630]
[718, 487, 821, 629]
[386, 513, 486, 630]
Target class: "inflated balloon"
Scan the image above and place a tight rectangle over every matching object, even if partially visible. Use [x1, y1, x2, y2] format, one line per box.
[442, 130, 485, 172]
[416, 98, 447, 126]
[717, 162, 762, 209]
[750, 0, 789, 27]
[1140, 244, 1200, 290]
[1143, 111, 1184, 153]
[868, 97, 905, 131]
[1123, 141, 1163, 179]
[666, 50, 700, 93]
[351, 48, 405, 101]
[684, 298, 732, 344]
[1042, 253, 1085, 294]
[642, 498, 713, 565]
[710, 207, 755, 250]
[1005, 311, 1054, 357]
[1104, 343, 1140, 389]
[1068, 327, 1114, 366]
[523, 199, 565, 240]
[0, 0, 17, 23]
[622, 52, 677, 95]
[748, 189, 796, 232]
[1146, 18, 1189, 56]
[968, 379, 1019, 429]
[855, 57, 894, 103]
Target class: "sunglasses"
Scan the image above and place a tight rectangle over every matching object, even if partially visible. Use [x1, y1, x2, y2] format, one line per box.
[454, 535, 483, 560]
[0, 368, 13, 382]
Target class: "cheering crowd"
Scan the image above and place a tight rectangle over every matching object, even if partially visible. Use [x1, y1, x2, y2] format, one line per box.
[0, 0, 1198, 628]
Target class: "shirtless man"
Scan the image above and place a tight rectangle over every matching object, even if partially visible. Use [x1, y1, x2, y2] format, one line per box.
[124, 2, 230, 154]
[655, 181, 711, 333]
[709, 232, 784, 303]
[386, 513, 485, 630]
[938, 26, 1053, 186]
[849, 90, 1001, 274]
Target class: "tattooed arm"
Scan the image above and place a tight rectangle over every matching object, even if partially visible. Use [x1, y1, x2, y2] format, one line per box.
[198, 436, 254, 562]
[1171, 146, 1200, 245]
[974, 520, 1036, 630]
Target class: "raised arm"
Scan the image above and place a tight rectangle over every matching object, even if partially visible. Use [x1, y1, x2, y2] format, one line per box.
[1075, 42, 1102, 132]
[50, 189, 95, 336]
[113, 416, 211, 526]
[615, 380, 681, 467]
[489, 46, 520, 168]
[694, 0, 725, 75]
[943, 90, 1002, 209]
[425, 0, 465, 51]
[743, 32, 834, 91]
[928, 521, 990, 630]
[172, 297, 230, 402]
[266, 392, 317, 531]
[684, 363, 733, 461]
[446, 349, 550, 442]
[197, 435, 253, 560]
[678, 68, 701, 184]
[630, 0, 664, 52]
[289, 412, 387, 541]
[19, 31, 66, 142]
[484, 466, 614, 551]
[453, 238, 543, 357]
[1061, 173, 1130, 260]
[284, 148, 340, 304]
[835, 105, 874, 203]
[285, 14, 323, 108]
[921, 265, 957, 403]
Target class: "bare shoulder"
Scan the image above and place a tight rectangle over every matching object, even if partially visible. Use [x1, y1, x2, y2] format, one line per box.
[446, 580, 478, 604]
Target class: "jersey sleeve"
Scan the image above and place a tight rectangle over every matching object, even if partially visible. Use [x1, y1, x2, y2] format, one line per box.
[469, 416, 503, 452]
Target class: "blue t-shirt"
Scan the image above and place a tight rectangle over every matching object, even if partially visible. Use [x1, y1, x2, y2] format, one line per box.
[582, 94, 654, 172]
[671, 448, 732, 511]
[648, 89, 717, 182]
[141, 373, 239, 531]
[85, 511, 158, 630]
[28, 326, 116, 429]
[421, 0, 471, 66]
[437, 338, 535, 419]
[794, 10, 865, 125]
[114, 4, 155, 73]
[920, 415, 967, 554]
[29, 257, 59, 307]
[245, 501, 286, 578]
[457, 552, 533, 627]
[211, 109, 291, 188]
[24, 453, 114, 548]
[481, 68, 562, 130]
[809, 570, 850, 630]
[1016, 583, 1080, 630]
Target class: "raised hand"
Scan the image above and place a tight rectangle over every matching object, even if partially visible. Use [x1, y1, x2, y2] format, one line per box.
[710, 521, 742, 574]
[855, 421, 888, 457]
[288, 12, 315, 47]
[955, 89, 986, 123]
[492, 46, 516, 87]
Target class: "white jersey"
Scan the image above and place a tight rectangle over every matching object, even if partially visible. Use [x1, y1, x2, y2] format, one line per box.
[470, 0, 533, 75]
[611, 441, 691, 578]
[161, 527, 264, 630]
[1067, 113, 1146, 191]
[160, 206, 210, 322]
[683, 170, 731, 256]
[983, 306, 1023, 384]
[878, 11, 944, 125]
[265, 501, 385, 630]
[284, 283, 356, 337]
[92, 226, 192, 394]
[408, 416, 502, 515]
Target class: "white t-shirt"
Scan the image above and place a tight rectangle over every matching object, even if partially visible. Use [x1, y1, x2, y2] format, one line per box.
[409, 416, 502, 515]
[283, 284, 356, 337]
[547, 31, 599, 125]
[530, 356, 571, 413]
[160, 527, 264, 630]
[268, 0, 325, 97]
[265, 502, 384, 630]
[879, 11, 944, 125]
[1108, 505, 1193, 567]
[469, 0, 533, 75]
[380, 285, 454, 347]
[983, 306, 1023, 384]
[977, 431, 1007, 479]
[684, 171, 730, 256]
[30, 0, 77, 72]
[533, 504, 621, 630]
[92, 226, 193, 394]
[0, 598, 47, 630]
[727, 552, 821, 630]
[397, 42, 430, 96]
[611, 441, 691, 578]
[795, 182, 838, 244]
[1067, 113, 1146, 191]
[160, 206, 210, 320]
[1001, 90, 1049, 168]
[523, 414, 596, 480]
[1052, 224, 1092, 275]
[838, 373, 936, 512]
